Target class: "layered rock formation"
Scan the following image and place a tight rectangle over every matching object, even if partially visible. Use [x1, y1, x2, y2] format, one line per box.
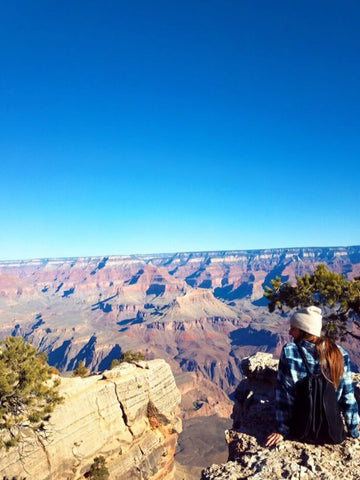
[1, 246, 359, 394]
[0, 359, 181, 480]
[201, 353, 360, 480]
[1, 247, 360, 478]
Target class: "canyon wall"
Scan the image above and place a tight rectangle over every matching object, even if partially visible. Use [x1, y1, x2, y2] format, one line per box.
[0, 246, 359, 396]
[1, 247, 359, 478]
[0, 359, 181, 480]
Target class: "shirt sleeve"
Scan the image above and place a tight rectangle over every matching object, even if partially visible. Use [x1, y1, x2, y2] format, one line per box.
[337, 350, 359, 438]
[275, 347, 295, 437]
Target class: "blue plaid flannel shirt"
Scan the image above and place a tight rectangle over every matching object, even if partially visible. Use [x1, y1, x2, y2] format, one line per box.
[275, 339, 359, 438]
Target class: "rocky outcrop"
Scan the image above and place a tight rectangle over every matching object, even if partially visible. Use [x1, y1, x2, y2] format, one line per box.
[201, 352, 360, 480]
[0, 359, 181, 480]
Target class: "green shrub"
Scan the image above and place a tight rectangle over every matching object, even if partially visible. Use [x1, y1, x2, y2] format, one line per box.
[120, 350, 145, 364]
[72, 360, 88, 377]
[109, 350, 145, 369]
[109, 358, 120, 369]
[87, 455, 109, 480]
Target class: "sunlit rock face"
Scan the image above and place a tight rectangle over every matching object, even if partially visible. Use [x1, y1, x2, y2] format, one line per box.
[0, 246, 359, 395]
[201, 353, 360, 480]
[0, 359, 182, 480]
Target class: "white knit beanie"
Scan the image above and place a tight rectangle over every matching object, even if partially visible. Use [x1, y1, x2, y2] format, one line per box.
[290, 306, 322, 337]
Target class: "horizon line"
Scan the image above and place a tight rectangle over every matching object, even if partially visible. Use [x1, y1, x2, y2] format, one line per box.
[1, 244, 359, 264]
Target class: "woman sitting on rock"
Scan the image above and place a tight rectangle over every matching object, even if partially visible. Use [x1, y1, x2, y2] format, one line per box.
[265, 306, 359, 447]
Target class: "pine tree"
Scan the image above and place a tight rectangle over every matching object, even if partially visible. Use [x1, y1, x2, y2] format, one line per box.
[72, 360, 88, 377]
[263, 264, 360, 340]
[120, 350, 145, 363]
[0, 336, 62, 449]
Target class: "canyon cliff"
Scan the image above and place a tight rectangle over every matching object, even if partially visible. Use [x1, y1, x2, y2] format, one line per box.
[0, 246, 359, 477]
[201, 352, 360, 480]
[1, 246, 359, 390]
[0, 359, 181, 480]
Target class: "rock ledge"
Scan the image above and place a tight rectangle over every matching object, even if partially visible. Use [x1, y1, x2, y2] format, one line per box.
[0, 359, 181, 480]
[201, 352, 360, 480]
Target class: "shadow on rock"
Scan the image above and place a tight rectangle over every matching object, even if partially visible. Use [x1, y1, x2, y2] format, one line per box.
[230, 352, 278, 448]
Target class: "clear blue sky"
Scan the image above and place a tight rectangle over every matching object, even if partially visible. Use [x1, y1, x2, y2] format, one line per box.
[1, 1, 359, 260]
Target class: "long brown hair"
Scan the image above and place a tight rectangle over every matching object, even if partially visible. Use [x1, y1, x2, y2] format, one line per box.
[297, 332, 344, 388]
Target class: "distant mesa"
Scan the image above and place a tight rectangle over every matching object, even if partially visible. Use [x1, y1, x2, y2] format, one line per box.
[160, 288, 238, 321]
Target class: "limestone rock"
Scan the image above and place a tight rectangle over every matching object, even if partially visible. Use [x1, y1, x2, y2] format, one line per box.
[239, 351, 278, 381]
[201, 352, 360, 480]
[0, 359, 181, 480]
[202, 432, 360, 480]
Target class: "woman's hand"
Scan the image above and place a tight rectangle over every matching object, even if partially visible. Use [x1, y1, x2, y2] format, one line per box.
[265, 432, 283, 448]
